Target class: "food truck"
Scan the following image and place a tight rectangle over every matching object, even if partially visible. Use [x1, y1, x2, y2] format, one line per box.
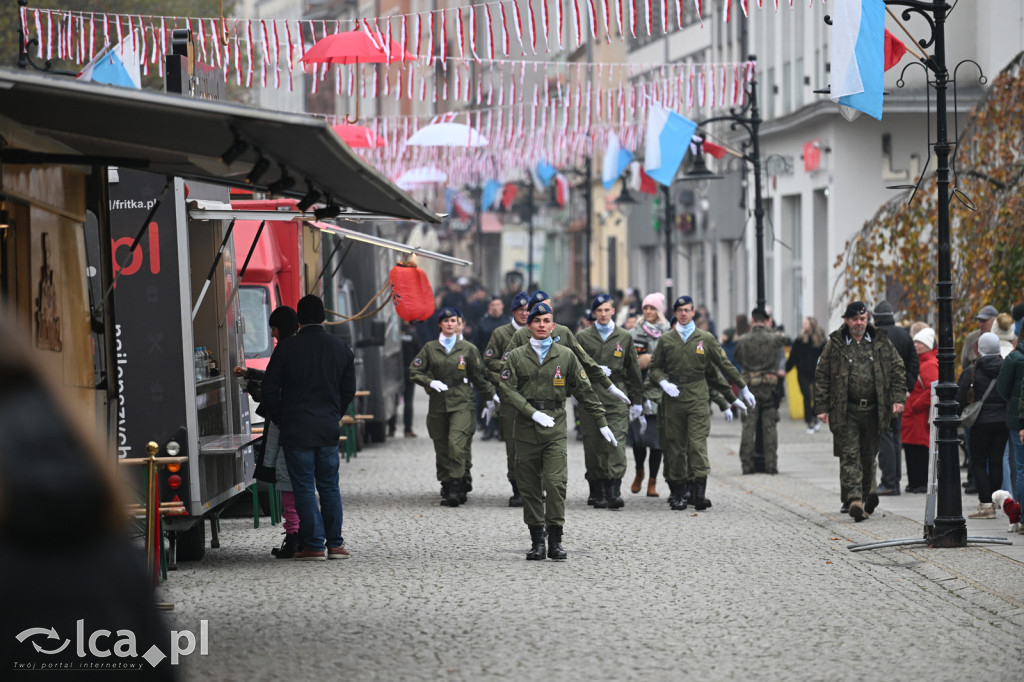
[0, 65, 451, 566]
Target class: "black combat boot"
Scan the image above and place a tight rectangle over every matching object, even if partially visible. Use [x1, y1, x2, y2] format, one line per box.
[526, 525, 546, 560]
[442, 480, 461, 507]
[667, 481, 679, 507]
[587, 479, 597, 505]
[670, 482, 689, 510]
[508, 481, 523, 507]
[592, 479, 609, 509]
[693, 478, 712, 511]
[546, 525, 567, 560]
[457, 477, 469, 504]
[607, 479, 624, 509]
[462, 476, 473, 494]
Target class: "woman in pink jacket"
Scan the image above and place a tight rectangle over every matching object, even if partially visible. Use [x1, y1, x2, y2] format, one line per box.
[902, 328, 939, 493]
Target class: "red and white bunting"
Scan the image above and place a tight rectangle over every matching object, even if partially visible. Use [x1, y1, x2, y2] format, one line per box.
[468, 6, 479, 61]
[556, 0, 563, 49]
[500, 4, 510, 56]
[440, 9, 447, 68]
[485, 5, 495, 59]
[571, 0, 582, 48]
[456, 7, 464, 60]
[512, 2, 525, 54]
[541, 0, 550, 50]
[723, 0, 730, 23]
[526, 0, 537, 54]
[644, 0, 652, 36]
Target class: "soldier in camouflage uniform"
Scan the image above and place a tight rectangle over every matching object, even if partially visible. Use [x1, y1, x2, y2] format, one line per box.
[576, 293, 645, 509]
[497, 303, 614, 561]
[649, 296, 755, 511]
[504, 290, 631, 504]
[409, 306, 495, 508]
[814, 301, 906, 522]
[482, 292, 531, 507]
[734, 308, 789, 474]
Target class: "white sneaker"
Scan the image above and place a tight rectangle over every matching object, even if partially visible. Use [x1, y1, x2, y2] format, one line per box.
[813, 422, 822, 432]
[806, 426, 815, 435]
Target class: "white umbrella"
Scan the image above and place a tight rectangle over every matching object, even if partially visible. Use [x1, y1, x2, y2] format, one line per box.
[395, 166, 448, 190]
[405, 122, 488, 147]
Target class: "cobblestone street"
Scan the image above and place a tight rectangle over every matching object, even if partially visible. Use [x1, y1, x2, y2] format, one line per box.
[162, 393, 1024, 681]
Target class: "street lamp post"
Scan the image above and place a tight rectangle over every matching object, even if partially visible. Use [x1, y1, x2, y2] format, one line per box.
[583, 156, 593, 300]
[694, 54, 766, 311]
[662, 185, 674, 304]
[525, 181, 535, 288]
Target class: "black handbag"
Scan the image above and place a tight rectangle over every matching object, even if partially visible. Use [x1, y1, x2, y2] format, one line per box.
[251, 433, 277, 483]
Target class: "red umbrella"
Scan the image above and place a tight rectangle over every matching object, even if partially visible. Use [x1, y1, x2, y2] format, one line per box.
[332, 123, 386, 149]
[300, 31, 417, 65]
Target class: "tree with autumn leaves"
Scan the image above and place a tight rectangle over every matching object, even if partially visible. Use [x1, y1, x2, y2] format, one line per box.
[833, 51, 1024, 357]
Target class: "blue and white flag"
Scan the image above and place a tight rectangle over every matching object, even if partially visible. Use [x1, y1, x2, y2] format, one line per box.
[77, 36, 141, 89]
[601, 132, 634, 190]
[643, 104, 697, 187]
[536, 159, 557, 187]
[830, 0, 885, 120]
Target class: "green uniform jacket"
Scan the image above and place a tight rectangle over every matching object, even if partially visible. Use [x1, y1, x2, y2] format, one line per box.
[410, 338, 494, 413]
[813, 323, 906, 431]
[648, 326, 746, 403]
[497, 343, 607, 444]
[575, 325, 645, 406]
[483, 322, 520, 385]
[734, 326, 788, 383]
[506, 324, 613, 391]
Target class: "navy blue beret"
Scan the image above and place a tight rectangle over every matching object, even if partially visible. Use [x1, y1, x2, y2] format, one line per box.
[528, 302, 554, 324]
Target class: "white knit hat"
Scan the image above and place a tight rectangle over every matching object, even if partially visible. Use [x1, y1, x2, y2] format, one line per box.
[913, 327, 935, 350]
[978, 332, 1001, 356]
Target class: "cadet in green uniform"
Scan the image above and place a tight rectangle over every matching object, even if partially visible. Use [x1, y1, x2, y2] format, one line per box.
[409, 306, 495, 507]
[576, 293, 645, 509]
[649, 296, 755, 511]
[815, 301, 906, 522]
[482, 291, 531, 507]
[504, 290, 631, 506]
[498, 303, 614, 561]
[733, 308, 789, 474]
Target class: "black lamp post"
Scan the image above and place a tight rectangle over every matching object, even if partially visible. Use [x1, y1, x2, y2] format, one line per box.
[692, 54, 766, 311]
[662, 185, 674, 304]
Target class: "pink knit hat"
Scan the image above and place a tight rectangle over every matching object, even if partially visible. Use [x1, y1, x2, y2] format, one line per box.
[642, 292, 666, 315]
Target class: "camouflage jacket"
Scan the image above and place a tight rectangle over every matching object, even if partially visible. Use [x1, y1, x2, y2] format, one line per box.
[813, 323, 906, 430]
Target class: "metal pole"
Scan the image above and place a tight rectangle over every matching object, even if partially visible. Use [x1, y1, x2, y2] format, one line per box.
[584, 157, 593, 300]
[663, 185, 674, 304]
[925, 0, 967, 548]
[748, 62, 766, 312]
[527, 182, 535, 289]
[474, 188, 483, 283]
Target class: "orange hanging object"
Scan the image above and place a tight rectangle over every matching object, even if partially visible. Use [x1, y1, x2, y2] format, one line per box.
[390, 261, 435, 323]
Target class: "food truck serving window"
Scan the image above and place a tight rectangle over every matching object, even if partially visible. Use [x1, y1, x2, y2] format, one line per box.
[240, 286, 273, 359]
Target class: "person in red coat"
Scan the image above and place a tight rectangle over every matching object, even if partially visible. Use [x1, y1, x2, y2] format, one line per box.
[902, 328, 938, 493]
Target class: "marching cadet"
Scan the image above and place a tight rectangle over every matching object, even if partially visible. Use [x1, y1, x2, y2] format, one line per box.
[576, 293, 645, 509]
[498, 303, 615, 561]
[649, 296, 755, 511]
[504, 290, 632, 505]
[483, 291, 532, 507]
[733, 308, 789, 474]
[409, 306, 494, 507]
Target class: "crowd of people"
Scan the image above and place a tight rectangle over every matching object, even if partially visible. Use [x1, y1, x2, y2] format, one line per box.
[242, 276, 1024, 563]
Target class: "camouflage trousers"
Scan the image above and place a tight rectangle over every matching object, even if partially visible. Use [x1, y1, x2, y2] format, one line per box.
[739, 384, 779, 473]
[832, 404, 880, 502]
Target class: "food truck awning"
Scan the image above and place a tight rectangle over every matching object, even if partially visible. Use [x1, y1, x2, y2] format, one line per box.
[0, 69, 438, 223]
[190, 203, 470, 266]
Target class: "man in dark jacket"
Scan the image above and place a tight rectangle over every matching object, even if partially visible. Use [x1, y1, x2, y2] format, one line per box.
[815, 301, 906, 521]
[261, 294, 357, 561]
[872, 301, 919, 495]
[473, 297, 507, 438]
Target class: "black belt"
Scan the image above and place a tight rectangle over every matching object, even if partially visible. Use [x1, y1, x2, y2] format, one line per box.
[669, 375, 705, 385]
[528, 399, 562, 410]
[849, 398, 876, 408]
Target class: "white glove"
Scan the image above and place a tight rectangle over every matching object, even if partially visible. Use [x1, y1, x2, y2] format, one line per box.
[731, 398, 748, 417]
[570, 396, 578, 407]
[638, 415, 648, 436]
[741, 385, 757, 407]
[629, 404, 643, 421]
[599, 425, 618, 445]
[643, 399, 655, 413]
[608, 383, 631, 404]
[492, 393, 500, 405]
[659, 380, 680, 398]
[531, 411, 556, 428]
[481, 400, 496, 422]
[429, 380, 449, 392]
[723, 407, 734, 423]
[599, 364, 612, 377]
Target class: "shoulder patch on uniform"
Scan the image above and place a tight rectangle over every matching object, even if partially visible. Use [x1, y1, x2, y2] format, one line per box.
[485, 348, 494, 357]
[412, 357, 424, 367]
[501, 368, 511, 380]
[553, 335, 562, 343]
[502, 351, 510, 361]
